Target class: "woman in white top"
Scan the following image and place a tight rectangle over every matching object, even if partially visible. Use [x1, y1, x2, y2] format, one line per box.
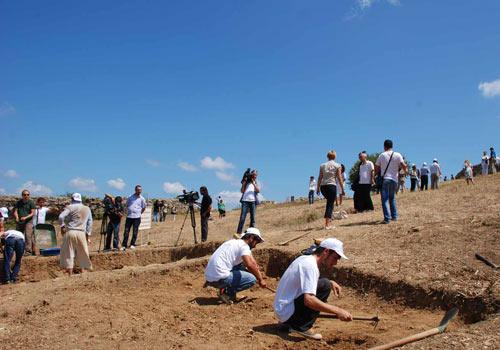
[236, 170, 261, 235]
[316, 151, 343, 230]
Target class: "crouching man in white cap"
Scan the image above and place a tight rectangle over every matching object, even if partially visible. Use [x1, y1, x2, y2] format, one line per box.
[273, 238, 352, 340]
[59, 193, 93, 275]
[204, 227, 267, 304]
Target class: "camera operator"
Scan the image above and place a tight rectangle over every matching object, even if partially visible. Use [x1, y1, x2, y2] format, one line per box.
[236, 170, 260, 236]
[199, 186, 212, 242]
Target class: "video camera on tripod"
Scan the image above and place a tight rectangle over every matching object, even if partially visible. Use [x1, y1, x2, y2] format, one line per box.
[175, 190, 200, 246]
[176, 190, 200, 204]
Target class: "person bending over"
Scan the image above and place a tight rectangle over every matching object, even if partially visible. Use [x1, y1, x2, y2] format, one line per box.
[204, 227, 267, 304]
[274, 238, 352, 340]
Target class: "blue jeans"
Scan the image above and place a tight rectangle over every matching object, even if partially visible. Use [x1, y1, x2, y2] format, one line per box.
[210, 265, 257, 297]
[381, 179, 398, 222]
[237, 201, 256, 234]
[152, 212, 159, 222]
[308, 190, 315, 204]
[3, 236, 25, 283]
[105, 221, 121, 249]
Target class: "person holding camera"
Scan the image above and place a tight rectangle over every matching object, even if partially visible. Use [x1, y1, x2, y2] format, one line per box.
[200, 186, 212, 242]
[104, 196, 124, 251]
[236, 170, 260, 236]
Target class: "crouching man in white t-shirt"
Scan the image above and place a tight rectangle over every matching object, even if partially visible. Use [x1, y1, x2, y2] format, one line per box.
[205, 227, 267, 304]
[273, 238, 353, 340]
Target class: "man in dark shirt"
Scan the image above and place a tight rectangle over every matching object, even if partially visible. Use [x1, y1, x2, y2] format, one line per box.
[199, 186, 212, 243]
[104, 196, 124, 251]
[13, 189, 36, 255]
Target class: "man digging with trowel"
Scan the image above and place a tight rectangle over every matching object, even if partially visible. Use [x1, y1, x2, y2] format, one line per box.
[204, 227, 267, 304]
[274, 238, 353, 340]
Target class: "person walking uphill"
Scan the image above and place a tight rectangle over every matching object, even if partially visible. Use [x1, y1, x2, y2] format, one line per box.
[204, 228, 267, 304]
[236, 170, 260, 236]
[122, 185, 146, 250]
[200, 186, 212, 242]
[430, 159, 442, 190]
[13, 189, 36, 255]
[317, 151, 343, 230]
[59, 193, 93, 275]
[375, 140, 407, 224]
[274, 238, 352, 340]
[308, 176, 316, 205]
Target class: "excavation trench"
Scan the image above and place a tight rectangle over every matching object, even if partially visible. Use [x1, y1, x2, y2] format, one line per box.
[5, 244, 497, 325]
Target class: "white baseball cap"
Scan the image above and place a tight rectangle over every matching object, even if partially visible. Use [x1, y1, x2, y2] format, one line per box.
[433, 158, 438, 162]
[241, 227, 264, 242]
[319, 238, 348, 259]
[72, 193, 82, 202]
[0, 207, 8, 219]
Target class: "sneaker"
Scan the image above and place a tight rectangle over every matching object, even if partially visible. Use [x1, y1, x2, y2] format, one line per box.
[217, 289, 233, 305]
[120, 247, 126, 251]
[382, 220, 390, 224]
[130, 245, 136, 250]
[289, 327, 322, 340]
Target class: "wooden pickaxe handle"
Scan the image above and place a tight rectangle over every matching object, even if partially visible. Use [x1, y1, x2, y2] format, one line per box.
[319, 314, 380, 322]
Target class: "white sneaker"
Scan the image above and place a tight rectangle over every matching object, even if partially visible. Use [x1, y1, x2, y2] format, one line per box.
[121, 247, 126, 251]
[130, 245, 136, 250]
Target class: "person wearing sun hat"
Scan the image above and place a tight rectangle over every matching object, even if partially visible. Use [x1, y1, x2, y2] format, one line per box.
[274, 238, 352, 340]
[430, 158, 442, 190]
[204, 227, 267, 304]
[58, 193, 93, 275]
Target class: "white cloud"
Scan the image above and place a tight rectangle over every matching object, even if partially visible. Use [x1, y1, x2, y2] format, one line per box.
[107, 178, 126, 190]
[357, 0, 400, 9]
[0, 102, 15, 117]
[69, 177, 98, 192]
[178, 162, 198, 172]
[478, 79, 500, 98]
[3, 169, 18, 178]
[17, 181, 53, 196]
[146, 159, 161, 167]
[215, 171, 236, 182]
[346, 0, 400, 19]
[163, 182, 185, 195]
[0, 188, 6, 195]
[200, 156, 234, 171]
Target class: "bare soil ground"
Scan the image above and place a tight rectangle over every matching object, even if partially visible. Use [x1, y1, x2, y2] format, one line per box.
[1, 174, 499, 349]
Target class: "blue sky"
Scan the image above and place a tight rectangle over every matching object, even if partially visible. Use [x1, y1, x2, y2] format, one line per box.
[1, 0, 499, 205]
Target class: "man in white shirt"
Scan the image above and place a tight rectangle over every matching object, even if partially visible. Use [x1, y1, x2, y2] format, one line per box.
[430, 159, 442, 190]
[375, 139, 407, 224]
[308, 176, 316, 205]
[274, 238, 352, 340]
[205, 227, 267, 304]
[122, 185, 147, 250]
[354, 151, 374, 212]
[1, 212, 26, 284]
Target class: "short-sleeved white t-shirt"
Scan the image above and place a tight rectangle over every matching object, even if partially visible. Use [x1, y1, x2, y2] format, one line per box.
[274, 255, 320, 322]
[375, 151, 404, 182]
[33, 207, 49, 226]
[4, 230, 25, 241]
[359, 161, 374, 184]
[205, 239, 252, 282]
[241, 183, 257, 202]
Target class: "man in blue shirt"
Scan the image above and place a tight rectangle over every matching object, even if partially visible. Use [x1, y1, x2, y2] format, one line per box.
[122, 185, 147, 250]
[420, 162, 430, 191]
[490, 147, 497, 174]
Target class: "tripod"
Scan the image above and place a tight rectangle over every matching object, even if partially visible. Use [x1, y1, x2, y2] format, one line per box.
[98, 213, 108, 253]
[174, 202, 198, 246]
